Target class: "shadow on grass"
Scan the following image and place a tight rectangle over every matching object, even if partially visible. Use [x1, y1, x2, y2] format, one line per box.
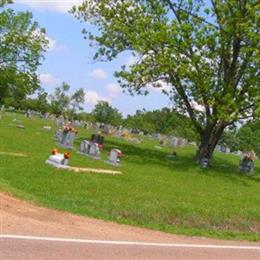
[75, 136, 195, 171]
[75, 136, 260, 183]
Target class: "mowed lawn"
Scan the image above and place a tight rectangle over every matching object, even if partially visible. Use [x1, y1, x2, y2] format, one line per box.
[0, 112, 259, 241]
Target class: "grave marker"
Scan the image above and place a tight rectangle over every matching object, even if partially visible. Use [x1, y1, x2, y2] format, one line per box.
[105, 149, 123, 166]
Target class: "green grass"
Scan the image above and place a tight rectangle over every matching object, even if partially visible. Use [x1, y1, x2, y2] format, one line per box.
[0, 112, 260, 241]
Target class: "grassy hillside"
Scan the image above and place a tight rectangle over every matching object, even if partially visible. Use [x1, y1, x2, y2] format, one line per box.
[0, 112, 259, 241]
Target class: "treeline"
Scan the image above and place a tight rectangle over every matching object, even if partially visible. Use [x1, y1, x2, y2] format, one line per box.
[78, 105, 198, 141]
[4, 82, 85, 119]
[220, 120, 260, 157]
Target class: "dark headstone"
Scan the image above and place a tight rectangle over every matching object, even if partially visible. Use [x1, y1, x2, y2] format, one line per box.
[239, 158, 254, 175]
[91, 134, 104, 145]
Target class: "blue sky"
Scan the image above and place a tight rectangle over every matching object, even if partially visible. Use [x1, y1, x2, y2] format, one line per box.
[13, 0, 172, 116]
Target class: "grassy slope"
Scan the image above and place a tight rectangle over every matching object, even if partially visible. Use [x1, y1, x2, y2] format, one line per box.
[0, 112, 259, 241]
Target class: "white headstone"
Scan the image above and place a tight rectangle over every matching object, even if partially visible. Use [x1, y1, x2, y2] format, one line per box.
[46, 153, 69, 168]
[106, 149, 122, 166]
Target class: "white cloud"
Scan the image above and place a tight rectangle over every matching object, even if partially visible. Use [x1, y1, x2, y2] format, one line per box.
[89, 69, 107, 80]
[17, 0, 83, 13]
[46, 36, 57, 51]
[39, 73, 61, 85]
[46, 36, 68, 52]
[106, 83, 121, 98]
[84, 90, 111, 106]
[147, 80, 172, 93]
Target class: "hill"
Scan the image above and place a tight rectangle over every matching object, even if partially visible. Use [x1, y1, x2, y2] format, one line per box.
[0, 112, 259, 241]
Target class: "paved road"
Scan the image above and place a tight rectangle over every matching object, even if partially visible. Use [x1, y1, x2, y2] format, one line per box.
[1, 236, 260, 260]
[1, 193, 260, 259]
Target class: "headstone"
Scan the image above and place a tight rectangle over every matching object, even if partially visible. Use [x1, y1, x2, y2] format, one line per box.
[170, 137, 179, 148]
[215, 145, 221, 152]
[114, 130, 122, 138]
[79, 140, 101, 159]
[46, 153, 69, 168]
[17, 124, 25, 129]
[60, 131, 76, 149]
[220, 146, 226, 153]
[25, 110, 31, 118]
[105, 149, 123, 166]
[54, 129, 63, 142]
[103, 125, 112, 135]
[43, 126, 52, 131]
[239, 158, 254, 175]
[56, 115, 65, 127]
[177, 138, 187, 147]
[128, 137, 141, 144]
[91, 134, 104, 148]
[200, 158, 209, 168]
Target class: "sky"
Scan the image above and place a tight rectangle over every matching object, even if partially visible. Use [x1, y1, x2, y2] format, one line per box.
[12, 0, 172, 117]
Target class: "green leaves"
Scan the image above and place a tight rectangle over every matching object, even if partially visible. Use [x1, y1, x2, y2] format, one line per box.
[0, 6, 48, 104]
[92, 101, 122, 125]
[73, 0, 259, 159]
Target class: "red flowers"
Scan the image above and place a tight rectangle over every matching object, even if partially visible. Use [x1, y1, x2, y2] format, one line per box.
[52, 148, 58, 155]
[64, 152, 71, 159]
[51, 149, 71, 159]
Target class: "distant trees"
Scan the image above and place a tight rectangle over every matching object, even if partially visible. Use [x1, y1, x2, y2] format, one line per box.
[20, 90, 49, 113]
[92, 101, 122, 125]
[0, 1, 48, 105]
[125, 108, 197, 140]
[238, 120, 260, 157]
[219, 120, 260, 156]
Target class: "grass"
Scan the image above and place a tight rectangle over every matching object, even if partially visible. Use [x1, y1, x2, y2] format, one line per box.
[0, 112, 260, 241]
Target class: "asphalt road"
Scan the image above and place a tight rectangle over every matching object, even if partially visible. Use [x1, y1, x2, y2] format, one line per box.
[1, 235, 260, 260]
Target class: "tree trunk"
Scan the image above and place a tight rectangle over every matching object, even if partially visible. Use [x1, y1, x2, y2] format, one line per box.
[196, 122, 226, 167]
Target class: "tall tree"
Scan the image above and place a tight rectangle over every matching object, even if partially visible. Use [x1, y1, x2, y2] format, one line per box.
[73, 0, 259, 165]
[92, 101, 122, 125]
[0, 1, 48, 104]
[70, 88, 85, 113]
[49, 82, 71, 116]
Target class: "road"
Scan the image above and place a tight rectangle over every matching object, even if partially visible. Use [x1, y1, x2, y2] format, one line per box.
[1, 193, 260, 259]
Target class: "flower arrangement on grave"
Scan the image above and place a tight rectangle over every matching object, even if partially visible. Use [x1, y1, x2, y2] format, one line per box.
[239, 150, 256, 175]
[108, 149, 123, 158]
[243, 151, 256, 161]
[64, 152, 71, 159]
[52, 148, 59, 155]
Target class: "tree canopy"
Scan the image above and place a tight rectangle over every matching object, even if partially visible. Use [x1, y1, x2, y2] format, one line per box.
[0, 1, 48, 104]
[73, 0, 260, 165]
[49, 82, 85, 117]
[92, 101, 122, 125]
[124, 107, 197, 140]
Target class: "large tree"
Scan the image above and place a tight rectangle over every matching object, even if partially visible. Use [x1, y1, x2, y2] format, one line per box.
[73, 0, 259, 165]
[0, 1, 48, 104]
[49, 82, 85, 117]
[92, 101, 122, 125]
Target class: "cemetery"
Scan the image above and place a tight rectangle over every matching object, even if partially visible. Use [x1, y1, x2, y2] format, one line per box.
[0, 3, 259, 258]
[0, 112, 259, 241]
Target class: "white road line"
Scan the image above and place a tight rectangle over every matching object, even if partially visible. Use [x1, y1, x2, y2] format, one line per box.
[1, 235, 260, 250]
